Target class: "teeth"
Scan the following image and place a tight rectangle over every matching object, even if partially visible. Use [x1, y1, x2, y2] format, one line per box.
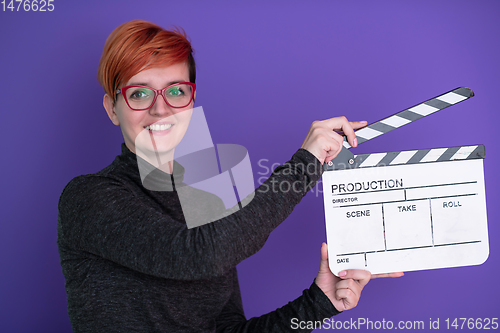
[146, 123, 173, 131]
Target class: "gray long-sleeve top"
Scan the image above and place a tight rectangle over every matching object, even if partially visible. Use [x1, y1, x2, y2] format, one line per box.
[57, 144, 339, 332]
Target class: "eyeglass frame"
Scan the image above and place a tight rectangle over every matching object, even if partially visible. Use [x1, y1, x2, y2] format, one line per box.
[116, 82, 197, 111]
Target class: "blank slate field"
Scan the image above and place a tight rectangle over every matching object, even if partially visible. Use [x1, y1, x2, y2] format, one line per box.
[333, 254, 366, 273]
[431, 196, 481, 244]
[331, 189, 405, 207]
[330, 204, 385, 254]
[406, 182, 477, 200]
[384, 199, 433, 250]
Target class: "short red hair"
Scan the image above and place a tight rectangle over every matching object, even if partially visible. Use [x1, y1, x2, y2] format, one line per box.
[97, 20, 196, 102]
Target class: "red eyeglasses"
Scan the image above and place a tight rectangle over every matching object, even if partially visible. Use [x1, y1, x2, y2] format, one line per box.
[116, 82, 196, 111]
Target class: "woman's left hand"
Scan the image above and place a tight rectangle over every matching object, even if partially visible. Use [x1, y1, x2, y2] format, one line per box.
[315, 243, 404, 311]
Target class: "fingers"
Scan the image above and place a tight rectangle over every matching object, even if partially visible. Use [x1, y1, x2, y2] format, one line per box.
[323, 135, 344, 163]
[320, 242, 328, 262]
[371, 272, 405, 279]
[350, 120, 368, 130]
[331, 267, 401, 312]
[338, 117, 356, 148]
[336, 291, 357, 308]
[301, 121, 345, 163]
[334, 277, 364, 310]
[337, 269, 371, 287]
[321, 116, 357, 148]
[301, 116, 366, 164]
[321, 117, 367, 148]
[317, 242, 330, 273]
[341, 120, 357, 149]
[335, 121, 368, 140]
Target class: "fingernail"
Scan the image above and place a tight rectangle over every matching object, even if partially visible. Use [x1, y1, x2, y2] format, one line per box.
[339, 270, 347, 277]
[353, 138, 358, 147]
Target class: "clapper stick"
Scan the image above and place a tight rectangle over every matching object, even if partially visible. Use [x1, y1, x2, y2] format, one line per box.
[328, 87, 476, 170]
[352, 144, 485, 169]
[343, 87, 474, 149]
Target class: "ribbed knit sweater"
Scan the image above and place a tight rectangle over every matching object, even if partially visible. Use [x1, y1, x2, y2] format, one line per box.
[57, 144, 339, 332]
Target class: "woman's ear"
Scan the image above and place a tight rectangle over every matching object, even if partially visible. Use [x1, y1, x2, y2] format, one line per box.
[103, 94, 120, 126]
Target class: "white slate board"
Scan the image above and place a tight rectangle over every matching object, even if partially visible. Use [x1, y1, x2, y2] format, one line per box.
[322, 157, 488, 275]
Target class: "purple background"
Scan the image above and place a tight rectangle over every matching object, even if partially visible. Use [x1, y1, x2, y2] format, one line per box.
[1, 1, 498, 332]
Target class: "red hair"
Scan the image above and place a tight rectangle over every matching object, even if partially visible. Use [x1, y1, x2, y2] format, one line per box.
[97, 20, 196, 102]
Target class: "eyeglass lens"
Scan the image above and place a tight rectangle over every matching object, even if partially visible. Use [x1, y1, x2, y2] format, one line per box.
[126, 84, 193, 110]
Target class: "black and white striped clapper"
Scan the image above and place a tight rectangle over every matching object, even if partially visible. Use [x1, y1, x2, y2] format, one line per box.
[321, 87, 488, 276]
[324, 87, 481, 171]
[350, 144, 484, 169]
[343, 87, 474, 149]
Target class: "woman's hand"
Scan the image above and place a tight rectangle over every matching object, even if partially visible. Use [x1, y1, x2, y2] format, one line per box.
[300, 117, 367, 164]
[315, 243, 404, 312]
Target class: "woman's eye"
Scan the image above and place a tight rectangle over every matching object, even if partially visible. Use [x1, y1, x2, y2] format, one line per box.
[129, 89, 151, 99]
[167, 87, 184, 97]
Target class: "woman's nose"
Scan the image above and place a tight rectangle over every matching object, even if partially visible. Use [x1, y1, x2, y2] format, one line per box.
[149, 95, 174, 117]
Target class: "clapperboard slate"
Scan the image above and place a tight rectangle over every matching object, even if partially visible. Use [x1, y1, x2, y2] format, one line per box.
[322, 87, 489, 275]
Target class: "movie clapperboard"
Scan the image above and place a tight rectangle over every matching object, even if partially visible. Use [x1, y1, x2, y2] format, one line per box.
[322, 87, 489, 275]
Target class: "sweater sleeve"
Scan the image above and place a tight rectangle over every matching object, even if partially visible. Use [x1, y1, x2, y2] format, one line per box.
[58, 149, 323, 280]
[215, 275, 340, 333]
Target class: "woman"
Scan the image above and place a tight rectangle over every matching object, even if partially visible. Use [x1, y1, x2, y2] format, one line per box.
[57, 20, 401, 332]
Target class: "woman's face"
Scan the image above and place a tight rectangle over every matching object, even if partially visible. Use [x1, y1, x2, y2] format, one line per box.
[104, 62, 194, 159]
